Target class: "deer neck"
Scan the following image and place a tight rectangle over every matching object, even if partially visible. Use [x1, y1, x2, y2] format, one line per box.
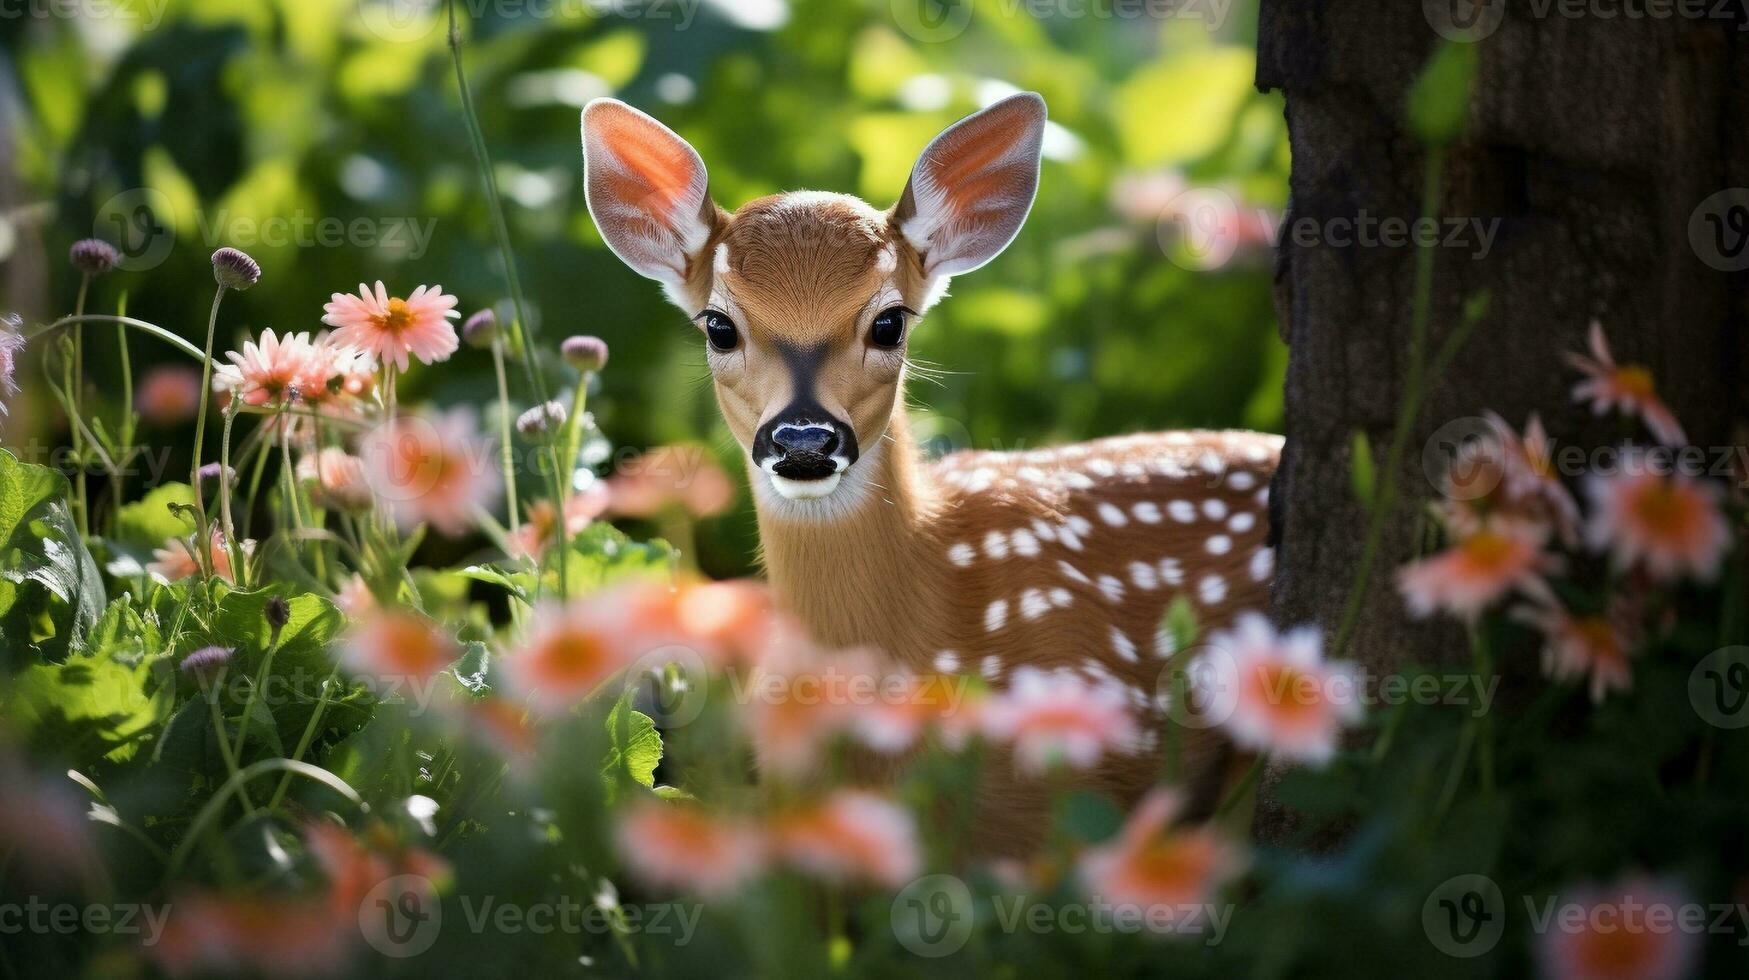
[751, 414, 945, 663]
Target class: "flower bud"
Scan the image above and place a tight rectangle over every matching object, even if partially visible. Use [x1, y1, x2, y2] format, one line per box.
[265, 595, 291, 630]
[516, 400, 567, 438]
[561, 335, 609, 373]
[69, 239, 121, 277]
[211, 247, 261, 290]
[462, 308, 500, 349]
[180, 645, 234, 683]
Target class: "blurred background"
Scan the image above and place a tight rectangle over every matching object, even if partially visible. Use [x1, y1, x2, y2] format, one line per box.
[0, 0, 1287, 578]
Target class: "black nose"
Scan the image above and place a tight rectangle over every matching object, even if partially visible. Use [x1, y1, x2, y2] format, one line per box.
[771, 423, 839, 457]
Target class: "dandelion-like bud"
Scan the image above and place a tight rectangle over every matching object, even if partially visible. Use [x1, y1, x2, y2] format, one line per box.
[210, 247, 261, 291]
[197, 462, 235, 487]
[69, 239, 121, 277]
[561, 335, 609, 373]
[180, 645, 234, 682]
[517, 400, 567, 438]
[265, 596, 291, 631]
[462, 309, 500, 349]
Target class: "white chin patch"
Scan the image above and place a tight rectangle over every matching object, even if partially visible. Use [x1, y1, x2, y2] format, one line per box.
[768, 471, 842, 500]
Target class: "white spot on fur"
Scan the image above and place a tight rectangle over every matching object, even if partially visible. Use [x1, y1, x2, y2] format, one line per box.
[1198, 573, 1228, 605]
[1206, 534, 1232, 555]
[1066, 515, 1094, 538]
[1200, 498, 1228, 520]
[1129, 561, 1158, 590]
[1110, 627, 1137, 662]
[983, 530, 1010, 560]
[1064, 472, 1095, 491]
[1157, 557, 1183, 586]
[1168, 500, 1196, 523]
[1227, 470, 1258, 491]
[1097, 575, 1125, 603]
[948, 542, 975, 567]
[1032, 519, 1057, 542]
[1048, 586, 1072, 608]
[1132, 501, 1161, 524]
[980, 655, 1002, 680]
[1098, 503, 1128, 527]
[1087, 458, 1116, 478]
[1228, 512, 1256, 534]
[1057, 561, 1091, 585]
[1020, 588, 1050, 620]
[1011, 529, 1040, 557]
[933, 650, 961, 673]
[1249, 547, 1274, 582]
[985, 598, 1009, 632]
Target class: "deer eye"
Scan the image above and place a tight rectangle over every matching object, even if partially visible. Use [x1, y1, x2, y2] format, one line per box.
[869, 307, 909, 348]
[699, 310, 739, 352]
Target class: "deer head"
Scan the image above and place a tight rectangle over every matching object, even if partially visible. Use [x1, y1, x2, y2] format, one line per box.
[582, 94, 1047, 513]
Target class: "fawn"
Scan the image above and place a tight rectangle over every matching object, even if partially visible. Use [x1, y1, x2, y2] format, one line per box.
[582, 92, 1280, 852]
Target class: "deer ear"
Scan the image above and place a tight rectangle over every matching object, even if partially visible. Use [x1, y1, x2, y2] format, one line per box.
[582, 98, 717, 295]
[892, 92, 1046, 279]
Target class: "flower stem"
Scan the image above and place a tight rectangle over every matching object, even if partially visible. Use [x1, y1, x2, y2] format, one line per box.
[1214, 754, 1266, 821]
[189, 288, 229, 584]
[230, 625, 286, 765]
[219, 400, 246, 587]
[492, 338, 521, 536]
[203, 681, 257, 818]
[70, 274, 89, 535]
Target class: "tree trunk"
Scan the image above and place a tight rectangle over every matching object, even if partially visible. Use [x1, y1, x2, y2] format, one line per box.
[1254, 1, 1748, 841]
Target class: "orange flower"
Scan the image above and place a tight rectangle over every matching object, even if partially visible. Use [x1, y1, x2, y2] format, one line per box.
[1567, 320, 1686, 447]
[1192, 613, 1362, 766]
[504, 601, 630, 713]
[340, 610, 459, 685]
[769, 791, 920, 888]
[1536, 876, 1699, 980]
[980, 667, 1140, 774]
[147, 530, 252, 584]
[741, 634, 874, 777]
[507, 483, 610, 559]
[1078, 789, 1244, 932]
[333, 573, 376, 617]
[1584, 469, 1730, 583]
[615, 801, 766, 897]
[322, 281, 459, 371]
[1397, 519, 1558, 621]
[1513, 600, 1639, 703]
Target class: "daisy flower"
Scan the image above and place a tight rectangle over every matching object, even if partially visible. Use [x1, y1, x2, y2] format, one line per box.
[1566, 321, 1686, 447]
[741, 635, 874, 777]
[614, 802, 766, 897]
[979, 666, 1140, 774]
[1512, 599, 1639, 703]
[1397, 519, 1559, 621]
[322, 281, 459, 371]
[333, 573, 376, 617]
[503, 601, 631, 714]
[296, 448, 372, 512]
[506, 484, 611, 560]
[1192, 613, 1362, 765]
[357, 409, 500, 536]
[340, 610, 460, 686]
[212, 329, 327, 408]
[147, 530, 251, 584]
[1536, 876, 1699, 980]
[1484, 411, 1581, 544]
[0, 319, 23, 416]
[1584, 468, 1731, 583]
[1078, 789, 1245, 931]
[769, 791, 920, 889]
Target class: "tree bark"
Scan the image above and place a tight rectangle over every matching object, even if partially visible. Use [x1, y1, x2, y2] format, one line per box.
[1254, 1, 1748, 841]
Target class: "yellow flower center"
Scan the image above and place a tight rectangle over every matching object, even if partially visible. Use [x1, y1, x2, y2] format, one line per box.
[376, 297, 415, 334]
[1614, 364, 1656, 400]
[1630, 481, 1690, 537]
[1571, 617, 1624, 666]
[1461, 530, 1516, 571]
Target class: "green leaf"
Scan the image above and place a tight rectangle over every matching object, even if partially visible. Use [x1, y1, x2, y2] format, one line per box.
[603, 698, 663, 800]
[1, 643, 172, 766]
[1349, 429, 1377, 511]
[1407, 41, 1477, 146]
[1160, 594, 1200, 656]
[113, 482, 196, 550]
[0, 449, 106, 665]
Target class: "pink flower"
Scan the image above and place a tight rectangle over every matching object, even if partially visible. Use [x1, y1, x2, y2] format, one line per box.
[615, 802, 766, 897]
[135, 364, 204, 425]
[340, 610, 459, 685]
[1567, 321, 1686, 447]
[357, 409, 500, 536]
[213, 329, 328, 407]
[147, 530, 251, 584]
[322, 281, 459, 372]
[1191, 613, 1362, 766]
[1536, 875, 1699, 980]
[1482, 411, 1581, 545]
[980, 667, 1140, 774]
[1584, 469, 1730, 583]
[1513, 599, 1639, 703]
[334, 574, 375, 617]
[0, 319, 24, 415]
[769, 791, 920, 888]
[606, 445, 735, 518]
[503, 601, 632, 714]
[1397, 519, 1559, 621]
[297, 448, 372, 511]
[742, 635, 880, 777]
[507, 484, 611, 560]
[1078, 789, 1245, 931]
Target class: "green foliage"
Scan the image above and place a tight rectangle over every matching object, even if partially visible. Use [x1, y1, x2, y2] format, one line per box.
[1407, 41, 1477, 146]
[0, 449, 105, 665]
